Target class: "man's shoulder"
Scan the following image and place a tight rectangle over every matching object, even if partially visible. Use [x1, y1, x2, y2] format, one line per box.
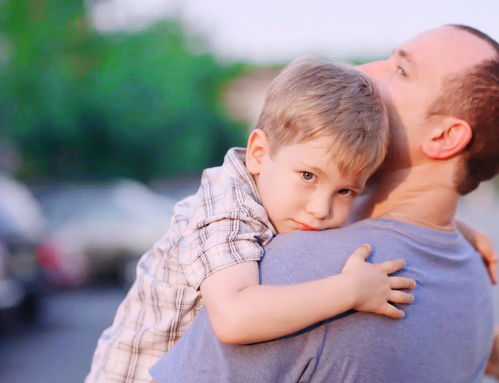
[260, 218, 473, 284]
[267, 218, 468, 255]
[260, 220, 382, 284]
[265, 219, 388, 259]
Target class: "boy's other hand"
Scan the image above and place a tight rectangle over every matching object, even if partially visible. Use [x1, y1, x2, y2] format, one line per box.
[477, 233, 497, 285]
[457, 220, 497, 284]
[342, 244, 416, 319]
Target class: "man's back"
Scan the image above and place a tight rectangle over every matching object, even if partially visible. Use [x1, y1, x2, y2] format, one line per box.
[151, 218, 493, 383]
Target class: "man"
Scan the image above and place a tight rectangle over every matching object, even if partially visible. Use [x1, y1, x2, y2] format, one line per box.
[149, 25, 499, 382]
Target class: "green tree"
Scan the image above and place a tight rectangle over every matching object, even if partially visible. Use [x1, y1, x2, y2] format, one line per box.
[0, 0, 247, 181]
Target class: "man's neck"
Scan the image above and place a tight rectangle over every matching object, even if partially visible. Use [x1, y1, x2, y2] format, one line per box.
[357, 163, 460, 230]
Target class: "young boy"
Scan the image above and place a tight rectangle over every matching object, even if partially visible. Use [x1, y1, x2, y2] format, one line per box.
[85, 57, 420, 383]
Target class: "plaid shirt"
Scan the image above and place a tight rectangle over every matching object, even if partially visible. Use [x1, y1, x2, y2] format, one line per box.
[85, 148, 276, 383]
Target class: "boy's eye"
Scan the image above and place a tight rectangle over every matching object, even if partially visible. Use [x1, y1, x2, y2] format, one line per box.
[396, 66, 407, 77]
[338, 188, 353, 196]
[300, 172, 315, 182]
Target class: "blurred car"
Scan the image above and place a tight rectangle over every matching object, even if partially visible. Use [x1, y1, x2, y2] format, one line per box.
[0, 173, 45, 329]
[0, 240, 22, 328]
[36, 180, 175, 287]
[0, 238, 40, 332]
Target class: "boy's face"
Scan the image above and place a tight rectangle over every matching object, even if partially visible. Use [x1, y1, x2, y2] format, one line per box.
[246, 130, 367, 234]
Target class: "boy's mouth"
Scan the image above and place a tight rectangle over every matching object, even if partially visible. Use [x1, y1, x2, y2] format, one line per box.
[291, 219, 320, 231]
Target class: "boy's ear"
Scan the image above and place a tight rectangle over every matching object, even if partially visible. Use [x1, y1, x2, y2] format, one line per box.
[422, 116, 472, 159]
[245, 129, 270, 175]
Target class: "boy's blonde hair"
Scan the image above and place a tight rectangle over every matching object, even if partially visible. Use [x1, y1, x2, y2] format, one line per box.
[255, 57, 389, 179]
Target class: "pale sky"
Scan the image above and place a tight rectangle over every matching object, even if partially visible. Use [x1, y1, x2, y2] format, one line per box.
[90, 0, 499, 63]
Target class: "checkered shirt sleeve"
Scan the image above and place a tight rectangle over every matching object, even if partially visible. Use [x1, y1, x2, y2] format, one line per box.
[84, 148, 275, 383]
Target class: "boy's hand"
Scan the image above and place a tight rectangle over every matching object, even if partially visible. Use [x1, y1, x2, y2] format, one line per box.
[474, 232, 497, 285]
[342, 244, 416, 319]
[457, 220, 497, 284]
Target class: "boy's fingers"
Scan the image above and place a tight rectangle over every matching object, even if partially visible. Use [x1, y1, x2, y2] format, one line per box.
[482, 246, 497, 262]
[349, 244, 372, 261]
[388, 290, 414, 304]
[482, 251, 497, 285]
[478, 235, 496, 259]
[380, 303, 405, 320]
[489, 258, 497, 285]
[389, 276, 416, 290]
[377, 258, 406, 274]
[342, 245, 372, 272]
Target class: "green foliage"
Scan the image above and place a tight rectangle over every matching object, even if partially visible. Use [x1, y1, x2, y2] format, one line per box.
[0, 0, 247, 181]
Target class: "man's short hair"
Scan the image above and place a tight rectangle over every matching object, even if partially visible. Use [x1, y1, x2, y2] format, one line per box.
[255, 57, 389, 179]
[428, 25, 499, 194]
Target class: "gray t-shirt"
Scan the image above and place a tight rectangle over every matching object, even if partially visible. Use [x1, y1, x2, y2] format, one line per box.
[150, 218, 494, 383]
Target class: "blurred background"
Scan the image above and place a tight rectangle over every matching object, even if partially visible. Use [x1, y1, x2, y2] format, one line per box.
[0, 0, 498, 382]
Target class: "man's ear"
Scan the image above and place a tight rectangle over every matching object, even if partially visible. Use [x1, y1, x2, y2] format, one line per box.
[245, 129, 270, 175]
[422, 116, 472, 160]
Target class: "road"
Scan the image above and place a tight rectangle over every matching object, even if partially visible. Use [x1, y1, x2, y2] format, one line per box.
[0, 286, 126, 383]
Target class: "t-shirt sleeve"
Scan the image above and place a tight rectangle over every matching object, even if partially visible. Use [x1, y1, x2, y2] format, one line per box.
[176, 212, 274, 289]
[149, 308, 321, 383]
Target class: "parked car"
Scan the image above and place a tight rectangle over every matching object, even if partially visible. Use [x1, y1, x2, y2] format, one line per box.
[36, 180, 175, 287]
[0, 173, 45, 329]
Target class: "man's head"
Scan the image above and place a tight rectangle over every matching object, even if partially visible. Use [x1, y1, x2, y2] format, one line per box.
[245, 57, 389, 233]
[359, 25, 498, 194]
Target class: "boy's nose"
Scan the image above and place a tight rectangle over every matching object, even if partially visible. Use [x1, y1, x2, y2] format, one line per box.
[306, 199, 332, 220]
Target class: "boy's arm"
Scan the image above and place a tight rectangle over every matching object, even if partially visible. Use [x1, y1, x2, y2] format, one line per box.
[456, 220, 497, 284]
[200, 244, 416, 345]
